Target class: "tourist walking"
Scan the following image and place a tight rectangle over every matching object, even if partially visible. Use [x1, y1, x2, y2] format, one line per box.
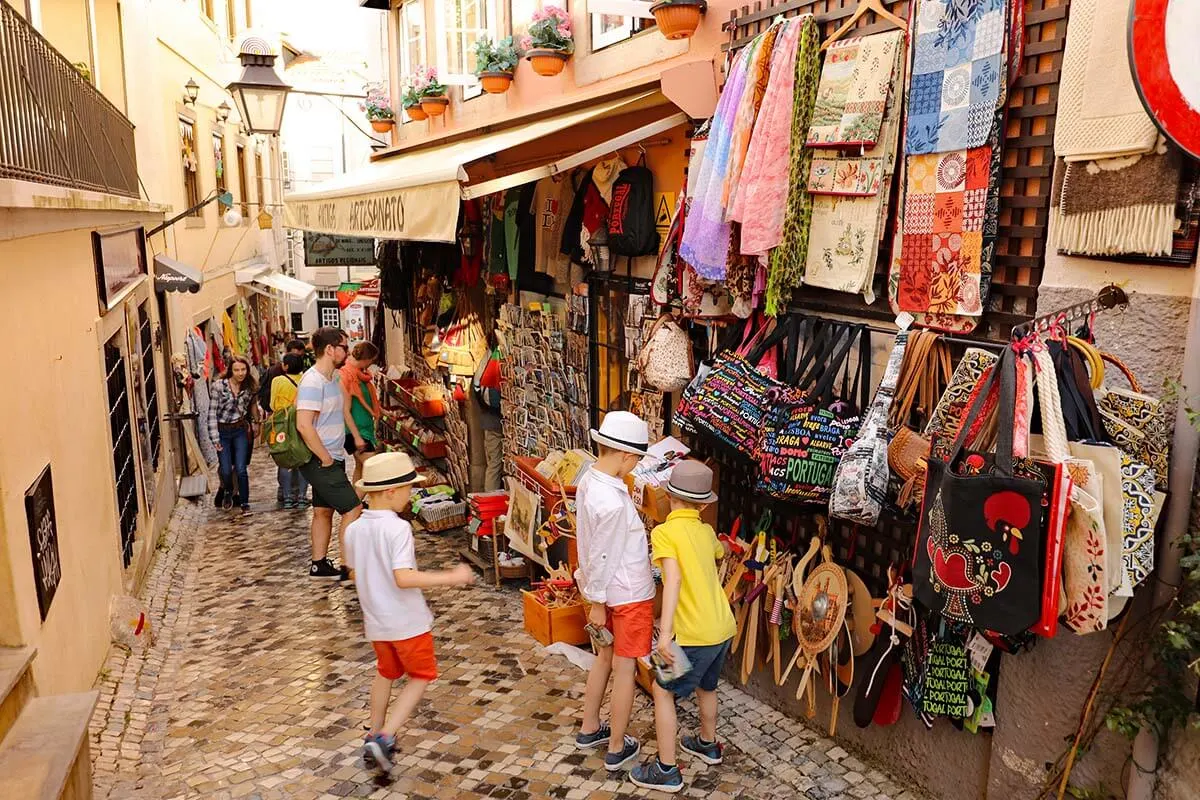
[260, 338, 307, 505]
[209, 355, 258, 515]
[340, 341, 382, 491]
[270, 352, 310, 509]
[296, 327, 363, 580]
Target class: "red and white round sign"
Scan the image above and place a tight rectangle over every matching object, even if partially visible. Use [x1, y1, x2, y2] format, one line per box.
[1131, 0, 1200, 159]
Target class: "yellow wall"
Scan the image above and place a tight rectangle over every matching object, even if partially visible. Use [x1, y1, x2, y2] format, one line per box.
[0, 227, 175, 695]
[36, 0, 91, 68]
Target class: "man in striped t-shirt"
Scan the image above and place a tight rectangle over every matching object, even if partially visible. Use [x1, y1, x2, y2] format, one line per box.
[297, 327, 364, 579]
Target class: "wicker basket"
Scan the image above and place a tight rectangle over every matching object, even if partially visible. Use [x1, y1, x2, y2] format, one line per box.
[418, 500, 468, 532]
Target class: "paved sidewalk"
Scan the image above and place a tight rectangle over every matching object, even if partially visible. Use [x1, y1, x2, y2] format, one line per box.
[91, 455, 926, 800]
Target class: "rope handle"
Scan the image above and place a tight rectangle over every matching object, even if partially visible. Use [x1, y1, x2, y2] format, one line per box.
[1099, 351, 1142, 393]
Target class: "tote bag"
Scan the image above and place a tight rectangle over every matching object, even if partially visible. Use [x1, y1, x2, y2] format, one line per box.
[676, 317, 776, 434]
[914, 348, 1048, 635]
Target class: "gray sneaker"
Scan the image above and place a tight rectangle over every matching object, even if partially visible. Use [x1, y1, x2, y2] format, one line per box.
[604, 736, 641, 771]
[363, 734, 395, 771]
[575, 722, 611, 750]
[630, 759, 684, 793]
[680, 734, 723, 765]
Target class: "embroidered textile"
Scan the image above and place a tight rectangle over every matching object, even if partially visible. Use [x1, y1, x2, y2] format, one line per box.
[808, 158, 885, 196]
[905, 0, 1006, 155]
[807, 30, 904, 148]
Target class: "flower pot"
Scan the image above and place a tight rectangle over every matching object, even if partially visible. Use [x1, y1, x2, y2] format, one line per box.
[650, 0, 706, 40]
[405, 105, 428, 121]
[479, 71, 514, 94]
[370, 118, 395, 133]
[420, 95, 450, 117]
[526, 49, 569, 77]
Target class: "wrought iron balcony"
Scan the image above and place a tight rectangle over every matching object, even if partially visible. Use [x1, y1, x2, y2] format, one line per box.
[0, 3, 139, 198]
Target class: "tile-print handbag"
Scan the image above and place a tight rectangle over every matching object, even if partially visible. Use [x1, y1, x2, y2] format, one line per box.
[830, 331, 909, 525]
[1096, 351, 1170, 490]
[757, 323, 872, 503]
[637, 314, 694, 393]
[913, 347, 1048, 635]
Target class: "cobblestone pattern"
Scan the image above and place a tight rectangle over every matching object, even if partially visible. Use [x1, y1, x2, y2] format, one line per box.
[91, 457, 928, 800]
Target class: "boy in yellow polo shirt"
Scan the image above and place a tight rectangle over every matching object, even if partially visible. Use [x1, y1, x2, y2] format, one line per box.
[629, 460, 735, 794]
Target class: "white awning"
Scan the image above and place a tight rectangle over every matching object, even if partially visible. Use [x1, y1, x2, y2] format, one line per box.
[282, 89, 685, 243]
[237, 269, 317, 308]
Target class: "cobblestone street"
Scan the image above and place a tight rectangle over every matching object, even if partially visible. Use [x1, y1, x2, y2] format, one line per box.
[90, 456, 927, 800]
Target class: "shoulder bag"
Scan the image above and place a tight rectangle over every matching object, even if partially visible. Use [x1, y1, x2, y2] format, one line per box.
[1095, 351, 1170, 490]
[637, 313, 694, 393]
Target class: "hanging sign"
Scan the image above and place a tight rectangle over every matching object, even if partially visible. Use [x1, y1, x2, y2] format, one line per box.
[342, 302, 366, 343]
[25, 466, 61, 621]
[653, 192, 675, 256]
[1131, 0, 1200, 160]
[284, 180, 462, 244]
[302, 232, 376, 267]
[91, 226, 148, 313]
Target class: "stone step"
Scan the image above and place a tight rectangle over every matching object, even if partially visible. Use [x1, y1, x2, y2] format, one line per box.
[0, 646, 35, 745]
[0, 691, 98, 800]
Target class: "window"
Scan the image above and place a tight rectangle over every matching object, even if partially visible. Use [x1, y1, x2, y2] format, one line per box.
[281, 150, 293, 191]
[179, 118, 201, 215]
[435, 0, 501, 101]
[320, 305, 341, 328]
[255, 150, 266, 208]
[104, 335, 139, 568]
[137, 303, 162, 472]
[236, 144, 250, 218]
[397, 0, 428, 121]
[225, 0, 237, 37]
[213, 130, 227, 208]
[202, 0, 215, 21]
[590, 3, 654, 50]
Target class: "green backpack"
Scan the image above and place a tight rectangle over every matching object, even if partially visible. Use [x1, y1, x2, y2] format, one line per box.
[262, 379, 312, 469]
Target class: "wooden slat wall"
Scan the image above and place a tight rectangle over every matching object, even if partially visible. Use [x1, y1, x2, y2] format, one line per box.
[722, 0, 1072, 340]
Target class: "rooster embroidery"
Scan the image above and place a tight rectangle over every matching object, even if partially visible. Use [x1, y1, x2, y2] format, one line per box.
[926, 489, 1032, 625]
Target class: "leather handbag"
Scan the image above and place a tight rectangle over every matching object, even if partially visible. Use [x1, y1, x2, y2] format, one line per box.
[830, 331, 909, 525]
[886, 330, 954, 508]
[1096, 351, 1170, 490]
[637, 313, 694, 393]
[914, 347, 1048, 635]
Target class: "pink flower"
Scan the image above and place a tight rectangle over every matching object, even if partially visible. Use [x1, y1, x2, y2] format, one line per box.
[556, 23, 571, 37]
[531, 8, 547, 21]
[520, 34, 533, 50]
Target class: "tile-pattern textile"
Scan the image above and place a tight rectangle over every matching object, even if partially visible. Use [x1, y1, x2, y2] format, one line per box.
[764, 16, 822, 315]
[905, 0, 1006, 155]
[1119, 452, 1157, 594]
[807, 30, 905, 148]
[88, 455, 930, 800]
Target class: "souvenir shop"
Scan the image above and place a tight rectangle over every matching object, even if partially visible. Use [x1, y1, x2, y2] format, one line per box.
[302, 0, 1198, 793]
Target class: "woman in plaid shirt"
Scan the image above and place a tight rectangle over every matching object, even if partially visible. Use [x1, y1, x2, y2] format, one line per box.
[210, 356, 259, 513]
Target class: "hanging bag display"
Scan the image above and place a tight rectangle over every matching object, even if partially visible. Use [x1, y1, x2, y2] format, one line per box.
[886, 330, 955, 508]
[675, 317, 775, 433]
[637, 313, 694, 393]
[607, 156, 661, 257]
[757, 322, 872, 503]
[1095, 351, 1170, 490]
[830, 330, 909, 525]
[913, 347, 1048, 635]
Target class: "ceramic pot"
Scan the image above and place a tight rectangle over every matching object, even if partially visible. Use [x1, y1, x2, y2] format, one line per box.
[479, 72, 514, 94]
[650, 0, 706, 40]
[526, 49, 569, 77]
[369, 118, 395, 132]
[420, 95, 450, 117]
[405, 105, 428, 121]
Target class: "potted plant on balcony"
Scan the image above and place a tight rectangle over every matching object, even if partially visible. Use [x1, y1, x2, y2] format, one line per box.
[474, 35, 519, 94]
[520, 5, 574, 77]
[362, 83, 396, 132]
[417, 66, 450, 117]
[649, 0, 707, 40]
[402, 84, 427, 121]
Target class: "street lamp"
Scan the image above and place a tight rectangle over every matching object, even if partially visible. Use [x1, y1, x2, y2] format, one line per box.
[183, 77, 199, 106]
[216, 100, 231, 123]
[225, 38, 291, 135]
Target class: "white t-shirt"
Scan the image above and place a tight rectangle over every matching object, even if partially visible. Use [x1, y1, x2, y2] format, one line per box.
[295, 366, 346, 461]
[573, 468, 655, 607]
[344, 510, 433, 641]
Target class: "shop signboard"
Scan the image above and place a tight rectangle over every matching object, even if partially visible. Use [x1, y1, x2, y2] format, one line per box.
[343, 302, 366, 343]
[25, 466, 61, 621]
[302, 232, 376, 267]
[91, 226, 148, 313]
[283, 180, 462, 244]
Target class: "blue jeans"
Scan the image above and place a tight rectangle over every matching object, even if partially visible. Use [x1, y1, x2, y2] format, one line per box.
[277, 466, 309, 502]
[217, 426, 251, 507]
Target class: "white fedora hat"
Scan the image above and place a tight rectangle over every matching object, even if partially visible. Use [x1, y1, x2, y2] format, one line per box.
[355, 452, 426, 492]
[589, 411, 649, 456]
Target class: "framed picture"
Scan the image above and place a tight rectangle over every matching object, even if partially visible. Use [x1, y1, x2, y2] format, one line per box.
[92, 225, 148, 313]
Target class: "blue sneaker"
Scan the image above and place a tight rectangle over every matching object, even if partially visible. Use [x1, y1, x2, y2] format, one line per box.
[630, 759, 684, 793]
[575, 722, 611, 750]
[364, 733, 395, 771]
[680, 734, 723, 765]
[604, 735, 641, 771]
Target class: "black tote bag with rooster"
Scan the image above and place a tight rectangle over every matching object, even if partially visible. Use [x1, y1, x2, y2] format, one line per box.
[913, 347, 1047, 636]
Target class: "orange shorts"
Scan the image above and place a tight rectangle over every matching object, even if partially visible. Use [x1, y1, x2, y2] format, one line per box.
[605, 599, 654, 659]
[372, 632, 438, 681]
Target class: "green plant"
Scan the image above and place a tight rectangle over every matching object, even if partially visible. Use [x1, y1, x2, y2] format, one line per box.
[402, 86, 422, 109]
[360, 83, 395, 121]
[73, 61, 92, 82]
[474, 35, 519, 75]
[519, 5, 574, 53]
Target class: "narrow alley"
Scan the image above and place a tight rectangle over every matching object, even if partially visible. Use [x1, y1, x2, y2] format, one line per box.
[88, 456, 926, 800]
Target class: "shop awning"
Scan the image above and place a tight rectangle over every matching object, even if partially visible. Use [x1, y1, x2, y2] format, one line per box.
[282, 88, 690, 243]
[153, 254, 203, 293]
[237, 268, 318, 308]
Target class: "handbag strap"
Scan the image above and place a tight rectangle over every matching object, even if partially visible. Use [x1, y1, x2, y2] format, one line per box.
[1052, 341, 1101, 441]
[943, 346, 1018, 475]
[864, 331, 910, 427]
[745, 314, 793, 366]
[1032, 345, 1071, 464]
[892, 330, 950, 429]
[811, 325, 862, 405]
[1099, 351, 1143, 393]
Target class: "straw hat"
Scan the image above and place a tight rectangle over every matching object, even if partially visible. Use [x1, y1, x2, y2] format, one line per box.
[355, 452, 425, 492]
[664, 460, 718, 504]
[589, 411, 649, 456]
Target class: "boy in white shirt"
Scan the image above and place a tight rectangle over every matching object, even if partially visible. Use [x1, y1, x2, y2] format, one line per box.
[343, 452, 474, 771]
[574, 411, 655, 772]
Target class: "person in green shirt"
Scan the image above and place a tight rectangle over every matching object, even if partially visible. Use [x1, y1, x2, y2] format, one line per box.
[339, 341, 382, 493]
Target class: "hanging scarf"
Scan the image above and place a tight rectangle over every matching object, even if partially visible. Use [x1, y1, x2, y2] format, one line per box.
[764, 16, 821, 315]
[678, 42, 756, 280]
[340, 364, 380, 418]
[724, 22, 782, 213]
[234, 303, 250, 356]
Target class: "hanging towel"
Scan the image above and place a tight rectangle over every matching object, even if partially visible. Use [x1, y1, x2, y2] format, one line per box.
[807, 29, 904, 149]
[1054, 0, 1158, 163]
[1052, 140, 1182, 257]
[905, 0, 1006, 155]
[760, 16, 821, 315]
[679, 43, 756, 279]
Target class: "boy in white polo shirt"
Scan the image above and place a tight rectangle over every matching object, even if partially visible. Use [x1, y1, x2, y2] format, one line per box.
[574, 411, 655, 772]
[343, 452, 475, 772]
